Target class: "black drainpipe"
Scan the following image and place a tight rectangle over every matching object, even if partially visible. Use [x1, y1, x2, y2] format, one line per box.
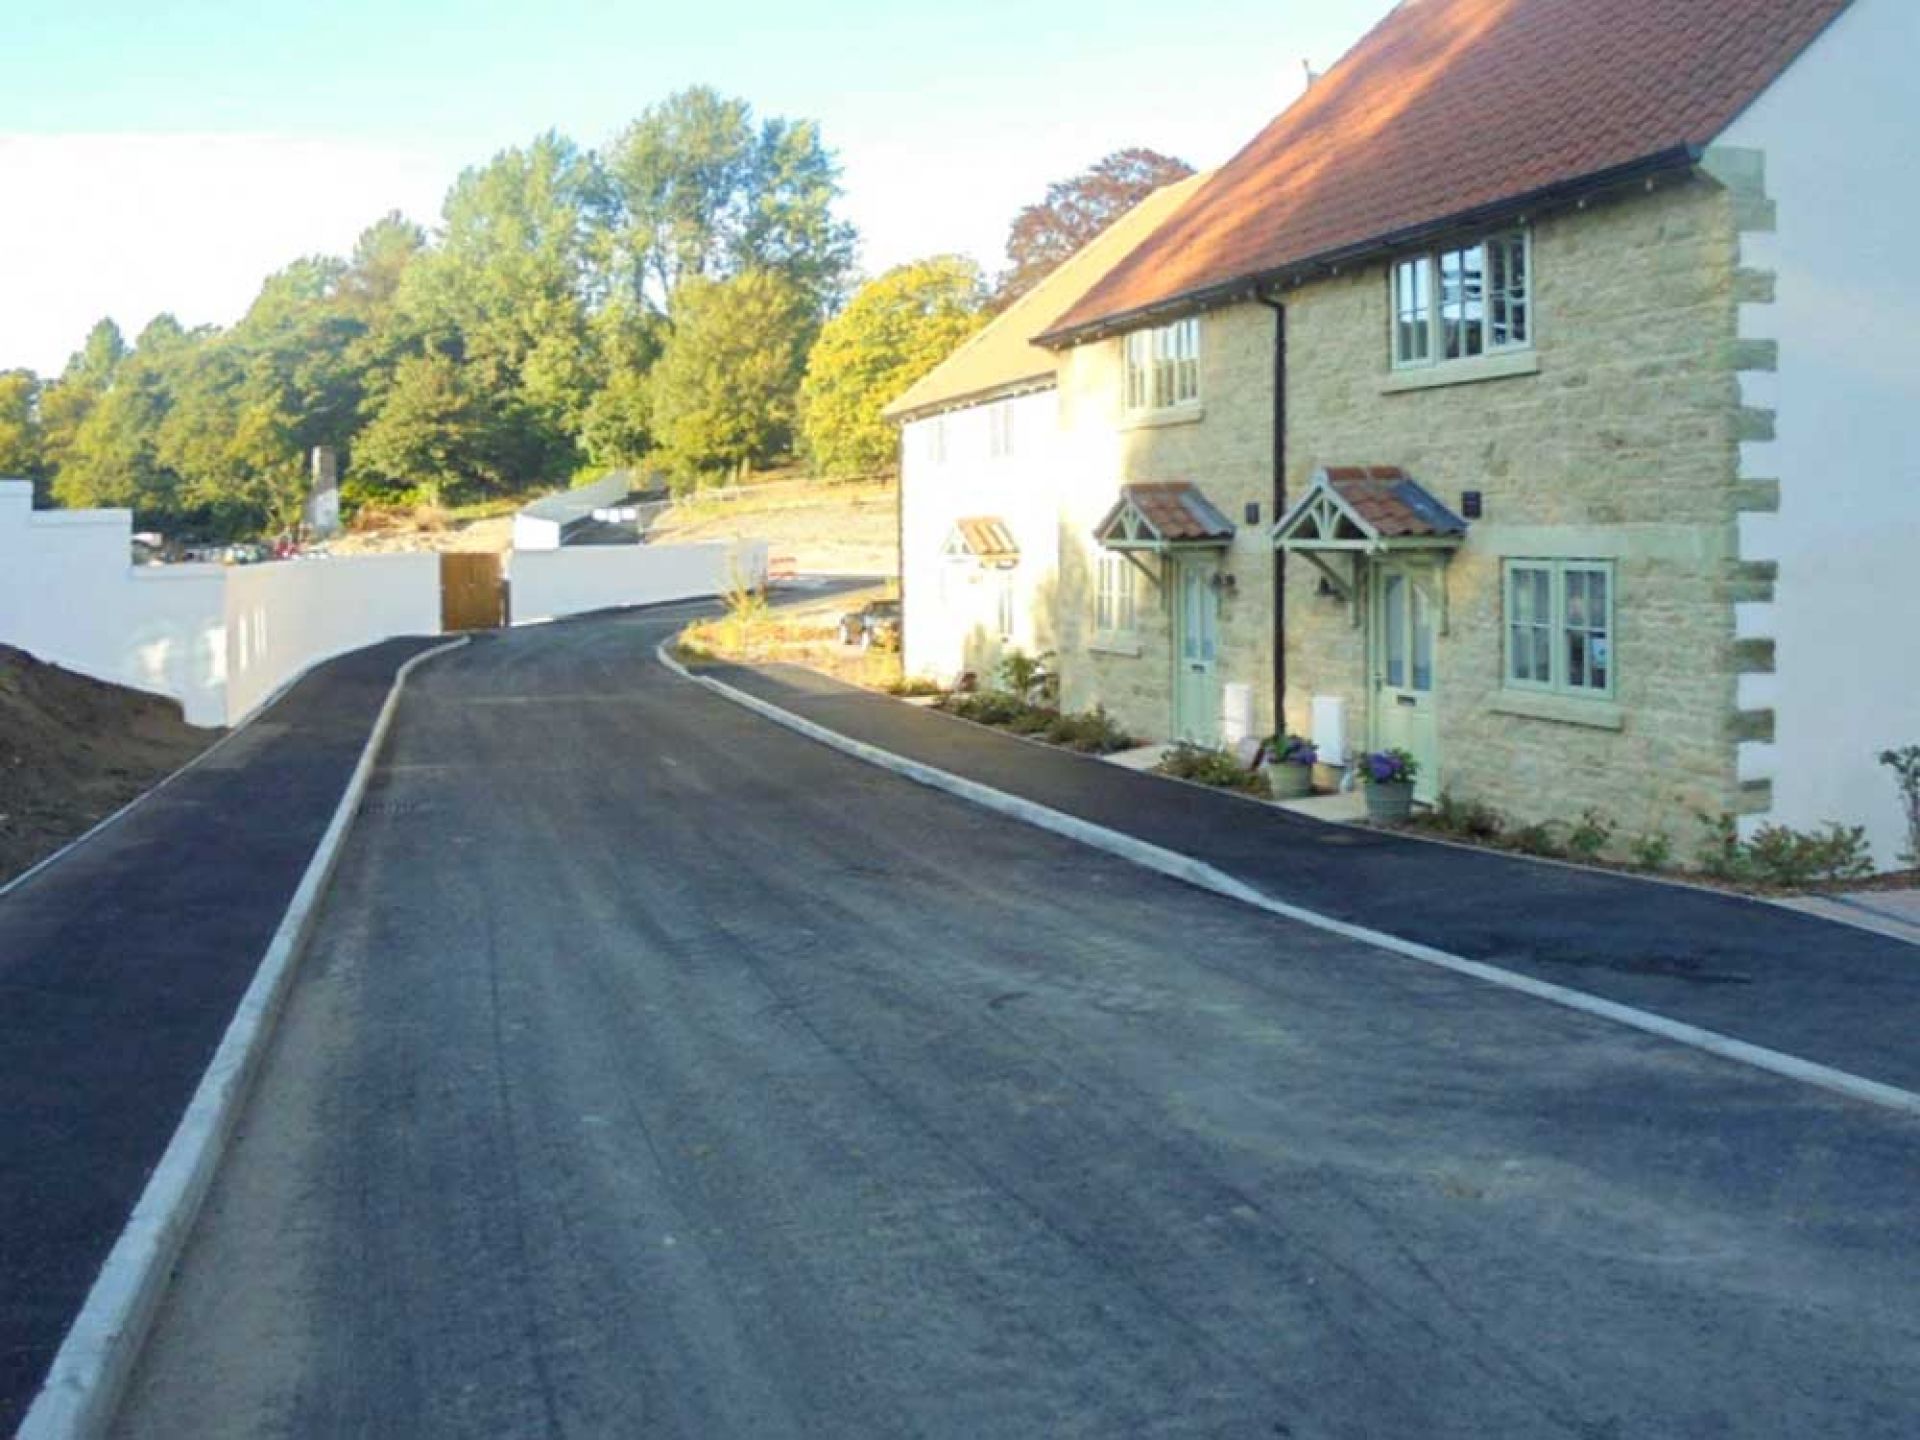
[1255, 292, 1287, 739]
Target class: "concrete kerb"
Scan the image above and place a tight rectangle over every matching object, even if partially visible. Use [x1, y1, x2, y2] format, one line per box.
[16, 636, 471, 1440]
[656, 643, 1920, 1122]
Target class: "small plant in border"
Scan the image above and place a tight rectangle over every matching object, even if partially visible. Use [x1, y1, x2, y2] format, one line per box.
[1263, 733, 1317, 768]
[1879, 745, 1920, 866]
[1362, 748, 1418, 785]
[1565, 808, 1616, 861]
[1154, 741, 1266, 794]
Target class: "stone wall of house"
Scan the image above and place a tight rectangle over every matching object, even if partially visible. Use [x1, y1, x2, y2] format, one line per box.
[1283, 175, 1751, 847]
[1052, 302, 1279, 744]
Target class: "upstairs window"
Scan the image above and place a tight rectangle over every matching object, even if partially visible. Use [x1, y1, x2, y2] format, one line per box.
[1123, 316, 1200, 413]
[988, 401, 1014, 458]
[1393, 229, 1530, 369]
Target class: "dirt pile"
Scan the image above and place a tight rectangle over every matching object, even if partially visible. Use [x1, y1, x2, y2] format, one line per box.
[0, 646, 213, 884]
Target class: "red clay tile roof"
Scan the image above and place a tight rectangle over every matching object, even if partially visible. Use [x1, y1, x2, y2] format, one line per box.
[1096, 483, 1237, 548]
[951, 516, 1020, 561]
[1275, 467, 1466, 548]
[1042, 0, 1851, 343]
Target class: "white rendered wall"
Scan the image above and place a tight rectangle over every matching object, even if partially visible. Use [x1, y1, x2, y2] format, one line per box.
[1718, 0, 1920, 867]
[899, 390, 1062, 684]
[509, 539, 766, 625]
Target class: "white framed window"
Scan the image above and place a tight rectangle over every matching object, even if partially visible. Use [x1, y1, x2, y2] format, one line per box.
[1505, 559, 1613, 697]
[926, 417, 948, 464]
[1393, 229, 1530, 368]
[1123, 316, 1200, 413]
[995, 568, 1017, 640]
[1094, 553, 1137, 638]
[987, 402, 1014, 459]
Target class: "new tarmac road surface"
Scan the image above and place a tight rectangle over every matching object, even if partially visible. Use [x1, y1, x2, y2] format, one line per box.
[115, 608, 1919, 1438]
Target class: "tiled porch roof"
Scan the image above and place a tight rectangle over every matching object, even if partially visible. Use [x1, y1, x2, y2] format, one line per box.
[946, 516, 1020, 563]
[1274, 467, 1467, 552]
[1095, 483, 1237, 551]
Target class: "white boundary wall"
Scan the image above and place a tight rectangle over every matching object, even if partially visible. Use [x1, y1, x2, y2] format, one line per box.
[1718, 0, 1920, 867]
[510, 540, 767, 625]
[1, 481, 437, 727]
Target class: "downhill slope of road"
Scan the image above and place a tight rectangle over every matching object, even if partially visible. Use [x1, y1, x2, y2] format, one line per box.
[0, 645, 213, 884]
[114, 610, 1919, 1439]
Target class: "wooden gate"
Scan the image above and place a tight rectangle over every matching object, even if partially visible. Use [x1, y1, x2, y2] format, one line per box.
[440, 552, 506, 632]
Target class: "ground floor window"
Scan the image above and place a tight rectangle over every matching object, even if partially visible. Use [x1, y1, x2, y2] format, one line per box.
[995, 568, 1017, 640]
[1505, 559, 1614, 697]
[1094, 553, 1137, 640]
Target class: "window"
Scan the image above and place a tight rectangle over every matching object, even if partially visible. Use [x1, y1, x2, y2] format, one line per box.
[926, 417, 948, 464]
[1393, 229, 1529, 368]
[1123, 316, 1200, 413]
[1505, 560, 1613, 697]
[1094, 553, 1137, 638]
[996, 569, 1017, 640]
[988, 402, 1014, 459]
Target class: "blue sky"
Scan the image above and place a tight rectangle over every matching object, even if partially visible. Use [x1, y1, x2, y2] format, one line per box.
[0, 0, 1392, 374]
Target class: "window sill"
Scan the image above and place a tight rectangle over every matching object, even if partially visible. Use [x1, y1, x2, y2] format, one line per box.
[1119, 404, 1204, 431]
[1383, 350, 1539, 394]
[1490, 690, 1624, 730]
[1089, 636, 1142, 658]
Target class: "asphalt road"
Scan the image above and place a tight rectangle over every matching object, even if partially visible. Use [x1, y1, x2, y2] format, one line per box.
[115, 608, 1920, 1439]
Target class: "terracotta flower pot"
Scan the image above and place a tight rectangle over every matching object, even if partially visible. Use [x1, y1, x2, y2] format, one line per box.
[1265, 762, 1315, 800]
[1365, 780, 1415, 821]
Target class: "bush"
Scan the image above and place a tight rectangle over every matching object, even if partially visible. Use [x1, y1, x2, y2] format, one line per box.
[1629, 832, 1673, 871]
[1880, 746, 1920, 866]
[887, 676, 945, 698]
[1745, 822, 1874, 887]
[1044, 706, 1136, 754]
[1153, 741, 1265, 794]
[945, 690, 1031, 727]
[1694, 810, 1751, 881]
[1005, 706, 1059, 735]
[1429, 791, 1505, 840]
[1509, 821, 1565, 858]
[996, 648, 1056, 705]
[1566, 808, 1616, 861]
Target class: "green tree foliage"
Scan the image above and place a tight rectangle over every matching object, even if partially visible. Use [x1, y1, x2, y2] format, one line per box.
[650, 270, 815, 486]
[798, 257, 986, 479]
[604, 87, 856, 317]
[0, 370, 43, 491]
[996, 147, 1194, 307]
[23, 90, 860, 533]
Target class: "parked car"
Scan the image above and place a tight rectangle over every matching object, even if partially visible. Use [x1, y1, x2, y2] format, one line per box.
[838, 598, 901, 650]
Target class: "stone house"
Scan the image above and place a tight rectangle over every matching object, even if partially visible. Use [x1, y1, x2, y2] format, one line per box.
[1009, 0, 1916, 866]
[884, 175, 1204, 687]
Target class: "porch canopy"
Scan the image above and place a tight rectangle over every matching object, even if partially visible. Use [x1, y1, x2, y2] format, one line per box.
[1094, 482, 1236, 554]
[1272, 465, 1466, 603]
[942, 516, 1020, 568]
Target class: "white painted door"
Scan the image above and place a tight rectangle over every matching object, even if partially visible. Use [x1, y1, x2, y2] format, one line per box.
[1372, 562, 1439, 802]
[1172, 559, 1220, 744]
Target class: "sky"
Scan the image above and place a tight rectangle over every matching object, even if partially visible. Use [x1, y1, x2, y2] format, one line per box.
[0, 0, 1393, 377]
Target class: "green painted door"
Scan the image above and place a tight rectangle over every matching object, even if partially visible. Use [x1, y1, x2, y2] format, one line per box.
[1172, 558, 1220, 744]
[1372, 561, 1440, 802]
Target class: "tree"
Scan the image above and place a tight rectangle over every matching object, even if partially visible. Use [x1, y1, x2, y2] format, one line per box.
[0, 370, 42, 490]
[352, 350, 528, 505]
[799, 257, 986, 479]
[649, 270, 815, 485]
[996, 148, 1194, 306]
[603, 87, 856, 318]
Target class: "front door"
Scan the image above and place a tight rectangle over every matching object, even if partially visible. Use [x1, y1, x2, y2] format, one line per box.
[1372, 561, 1439, 801]
[1171, 558, 1219, 744]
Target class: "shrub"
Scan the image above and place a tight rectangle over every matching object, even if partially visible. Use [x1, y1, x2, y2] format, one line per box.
[1629, 832, 1673, 871]
[1509, 821, 1565, 858]
[1879, 746, 1920, 866]
[1566, 808, 1616, 861]
[1430, 792, 1505, 840]
[887, 676, 945, 698]
[944, 690, 1029, 726]
[1745, 822, 1874, 887]
[996, 648, 1056, 705]
[1262, 733, 1317, 767]
[1693, 810, 1751, 881]
[1154, 741, 1266, 793]
[1044, 706, 1135, 754]
[1005, 705, 1059, 735]
[1362, 748, 1418, 785]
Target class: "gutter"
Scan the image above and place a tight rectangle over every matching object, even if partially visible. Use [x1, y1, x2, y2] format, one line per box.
[1035, 145, 1702, 349]
[1255, 293, 1287, 741]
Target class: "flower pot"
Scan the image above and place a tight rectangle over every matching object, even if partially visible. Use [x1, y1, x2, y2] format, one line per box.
[1265, 762, 1314, 800]
[1365, 780, 1415, 821]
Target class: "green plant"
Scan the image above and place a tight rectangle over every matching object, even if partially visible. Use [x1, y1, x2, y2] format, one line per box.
[1430, 791, 1505, 840]
[1565, 808, 1616, 861]
[945, 690, 1031, 727]
[1153, 741, 1266, 794]
[1693, 810, 1751, 881]
[1879, 746, 1920, 865]
[1005, 706, 1059, 735]
[1509, 821, 1565, 858]
[887, 676, 945, 698]
[996, 648, 1057, 705]
[1044, 706, 1136, 754]
[1629, 832, 1673, 871]
[1261, 733, 1317, 767]
[1744, 822, 1874, 887]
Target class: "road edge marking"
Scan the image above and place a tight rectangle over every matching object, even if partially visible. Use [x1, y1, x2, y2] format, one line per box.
[658, 644, 1920, 1121]
[16, 636, 471, 1440]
